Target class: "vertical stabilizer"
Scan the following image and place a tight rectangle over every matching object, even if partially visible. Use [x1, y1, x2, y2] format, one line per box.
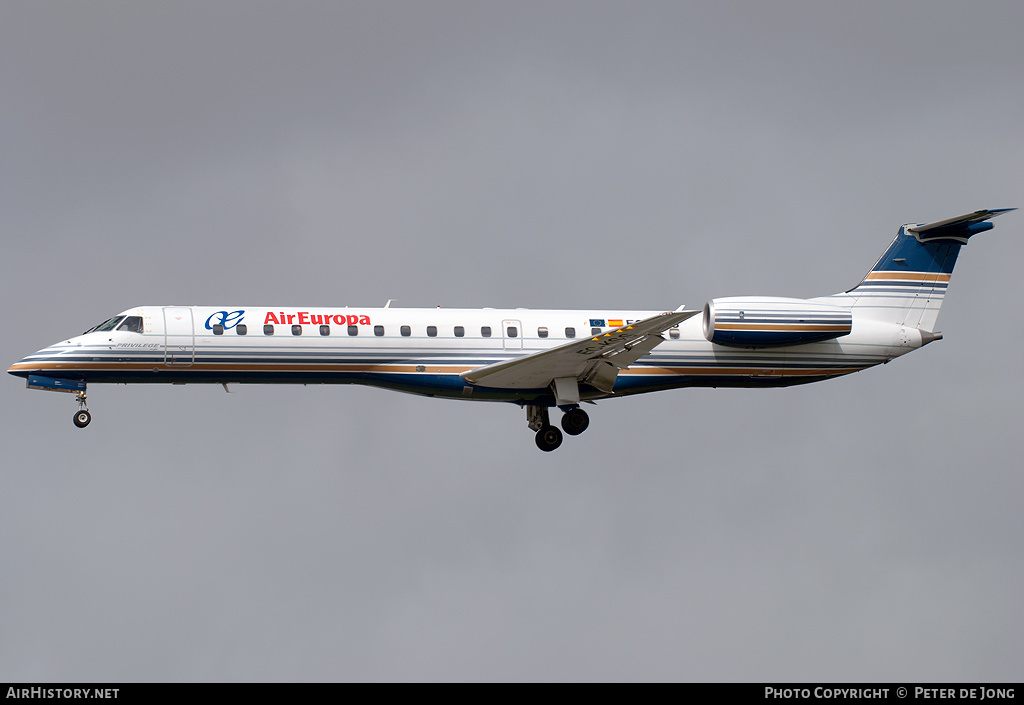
[844, 209, 1013, 330]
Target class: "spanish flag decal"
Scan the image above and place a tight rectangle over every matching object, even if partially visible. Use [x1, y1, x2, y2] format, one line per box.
[608, 319, 624, 327]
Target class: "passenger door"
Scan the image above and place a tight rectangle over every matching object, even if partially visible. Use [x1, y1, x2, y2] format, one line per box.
[163, 307, 195, 366]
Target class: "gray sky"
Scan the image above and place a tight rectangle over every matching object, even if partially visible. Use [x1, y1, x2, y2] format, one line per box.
[2, 1, 1022, 682]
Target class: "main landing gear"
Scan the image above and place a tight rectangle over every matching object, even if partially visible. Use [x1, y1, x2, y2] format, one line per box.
[535, 424, 563, 452]
[72, 391, 91, 428]
[527, 405, 590, 452]
[560, 407, 590, 436]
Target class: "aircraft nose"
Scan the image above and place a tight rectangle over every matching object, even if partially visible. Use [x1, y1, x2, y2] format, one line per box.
[8, 356, 35, 379]
[8, 344, 69, 379]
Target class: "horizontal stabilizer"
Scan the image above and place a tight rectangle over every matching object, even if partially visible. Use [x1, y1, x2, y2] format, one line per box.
[907, 209, 1015, 242]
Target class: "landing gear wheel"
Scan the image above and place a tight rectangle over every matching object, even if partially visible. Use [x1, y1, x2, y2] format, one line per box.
[561, 408, 590, 436]
[73, 410, 92, 428]
[535, 425, 563, 452]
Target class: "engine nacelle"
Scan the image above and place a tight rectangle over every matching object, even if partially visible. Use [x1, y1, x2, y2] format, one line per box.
[703, 297, 852, 348]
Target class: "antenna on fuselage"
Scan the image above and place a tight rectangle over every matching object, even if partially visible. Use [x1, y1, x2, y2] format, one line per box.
[384, 299, 395, 308]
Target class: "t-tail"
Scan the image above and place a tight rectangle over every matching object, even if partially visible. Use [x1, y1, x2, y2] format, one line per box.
[841, 209, 1015, 332]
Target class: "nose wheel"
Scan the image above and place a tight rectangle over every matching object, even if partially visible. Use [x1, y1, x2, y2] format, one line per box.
[72, 391, 91, 428]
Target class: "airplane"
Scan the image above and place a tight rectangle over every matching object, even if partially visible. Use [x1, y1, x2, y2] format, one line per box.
[8, 209, 1014, 451]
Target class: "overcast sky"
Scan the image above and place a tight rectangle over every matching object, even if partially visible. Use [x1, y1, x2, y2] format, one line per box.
[1, 1, 1022, 682]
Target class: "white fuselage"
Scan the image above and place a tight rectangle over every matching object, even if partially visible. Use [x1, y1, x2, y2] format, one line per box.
[10, 303, 917, 406]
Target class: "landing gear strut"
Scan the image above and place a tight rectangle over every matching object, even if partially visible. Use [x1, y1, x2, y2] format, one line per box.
[72, 391, 91, 428]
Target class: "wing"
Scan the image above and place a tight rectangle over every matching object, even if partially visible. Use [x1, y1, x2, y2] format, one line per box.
[461, 310, 700, 394]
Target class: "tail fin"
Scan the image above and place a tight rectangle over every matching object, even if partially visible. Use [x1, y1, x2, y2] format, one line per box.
[844, 209, 1014, 330]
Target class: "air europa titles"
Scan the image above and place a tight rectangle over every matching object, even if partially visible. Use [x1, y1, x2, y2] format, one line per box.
[263, 311, 372, 326]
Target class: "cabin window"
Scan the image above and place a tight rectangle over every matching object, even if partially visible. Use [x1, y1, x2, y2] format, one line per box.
[427, 326, 437, 337]
[591, 327, 602, 336]
[291, 324, 302, 336]
[117, 316, 144, 333]
[565, 327, 575, 338]
[481, 326, 492, 337]
[454, 326, 465, 337]
[320, 325, 330, 336]
[236, 324, 247, 335]
[506, 326, 518, 338]
[669, 328, 680, 340]
[374, 325, 385, 336]
[212, 324, 224, 335]
[537, 327, 548, 338]
[264, 324, 274, 335]
[401, 325, 411, 337]
[348, 325, 358, 336]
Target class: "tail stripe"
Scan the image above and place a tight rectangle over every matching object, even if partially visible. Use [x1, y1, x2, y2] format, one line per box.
[864, 272, 951, 282]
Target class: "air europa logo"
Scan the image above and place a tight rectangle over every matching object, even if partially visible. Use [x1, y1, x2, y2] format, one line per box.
[263, 311, 371, 326]
[206, 310, 245, 330]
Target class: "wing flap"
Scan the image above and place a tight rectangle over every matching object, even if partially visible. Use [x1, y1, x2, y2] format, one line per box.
[461, 310, 699, 390]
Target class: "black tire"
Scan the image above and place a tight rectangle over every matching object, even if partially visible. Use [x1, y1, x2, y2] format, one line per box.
[535, 425, 563, 452]
[560, 408, 590, 436]
[73, 410, 92, 428]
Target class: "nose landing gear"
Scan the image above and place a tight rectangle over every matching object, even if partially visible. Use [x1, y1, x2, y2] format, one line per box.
[72, 391, 91, 428]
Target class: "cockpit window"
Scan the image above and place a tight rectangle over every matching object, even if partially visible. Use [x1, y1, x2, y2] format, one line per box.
[117, 316, 144, 333]
[85, 316, 125, 334]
